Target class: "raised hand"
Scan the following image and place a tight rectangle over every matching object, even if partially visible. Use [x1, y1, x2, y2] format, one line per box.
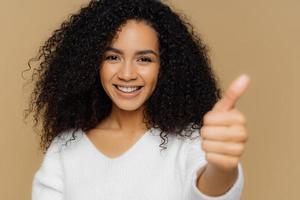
[196, 74, 250, 196]
[201, 74, 250, 171]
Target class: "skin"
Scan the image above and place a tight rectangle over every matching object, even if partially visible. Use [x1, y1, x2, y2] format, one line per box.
[86, 20, 160, 157]
[197, 74, 250, 196]
[88, 19, 251, 196]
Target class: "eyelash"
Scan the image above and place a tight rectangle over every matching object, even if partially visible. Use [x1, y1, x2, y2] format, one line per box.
[138, 57, 152, 62]
[105, 55, 119, 61]
[104, 55, 153, 63]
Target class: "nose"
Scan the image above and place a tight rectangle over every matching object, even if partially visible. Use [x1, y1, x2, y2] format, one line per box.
[117, 60, 137, 81]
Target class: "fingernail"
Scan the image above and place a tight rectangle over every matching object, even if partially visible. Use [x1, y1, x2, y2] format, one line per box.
[236, 74, 250, 88]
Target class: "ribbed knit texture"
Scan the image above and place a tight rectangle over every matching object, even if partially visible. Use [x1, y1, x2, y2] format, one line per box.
[32, 128, 244, 200]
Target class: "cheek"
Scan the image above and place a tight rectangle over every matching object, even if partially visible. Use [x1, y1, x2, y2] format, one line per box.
[99, 64, 116, 84]
[139, 65, 160, 85]
[150, 67, 160, 87]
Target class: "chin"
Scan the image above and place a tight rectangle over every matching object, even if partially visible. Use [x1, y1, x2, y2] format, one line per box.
[108, 85, 150, 112]
[113, 101, 145, 111]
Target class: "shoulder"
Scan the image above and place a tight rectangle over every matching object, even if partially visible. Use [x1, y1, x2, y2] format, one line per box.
[150, 126, 202, 161]
[46, 128, 84, 154]
[32, 130, 82, 197]
[33, 129, 84, 183]
[171, 127, 202, 149]
[166, 127, 205, 170]
[150, 125, 201, 150]
[32, 130, 83, 199]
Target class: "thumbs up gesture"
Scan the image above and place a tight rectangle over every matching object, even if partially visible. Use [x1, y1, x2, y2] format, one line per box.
[201, 74, 250, 172]
[197, 74, 250, 196]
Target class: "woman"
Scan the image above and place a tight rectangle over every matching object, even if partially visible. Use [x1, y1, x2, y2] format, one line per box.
[25, 0, 250, 199]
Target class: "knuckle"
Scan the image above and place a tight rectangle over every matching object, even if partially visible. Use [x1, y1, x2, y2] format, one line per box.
[228, 143, 243, 156]
[203, 111, 215, 124]
[232, 109, 246, 124]
[203, 114, 210, 124]
[232, 125, 248, 142]
[236, 144, 245, 155]
[200, 126, 206, 133]
[200, 126, 208, 138]
[239, 115, 247, 124]
[238, 128, 248, 142]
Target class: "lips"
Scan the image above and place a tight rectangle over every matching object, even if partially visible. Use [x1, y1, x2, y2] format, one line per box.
[113, 84, 143, 94]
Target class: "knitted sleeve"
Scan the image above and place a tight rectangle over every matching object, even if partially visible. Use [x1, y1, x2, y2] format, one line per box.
[32, 136, 65, 200]
[183, 130, 244, 200]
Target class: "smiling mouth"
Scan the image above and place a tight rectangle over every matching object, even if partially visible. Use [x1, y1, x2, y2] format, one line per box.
[113, 84, 143, 93]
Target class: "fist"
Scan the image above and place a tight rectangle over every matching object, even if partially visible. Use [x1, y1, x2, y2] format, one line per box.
[200, 74, 250, 172]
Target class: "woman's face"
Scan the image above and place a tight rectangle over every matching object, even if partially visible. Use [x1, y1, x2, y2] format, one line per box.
[99, 20, 160, 111]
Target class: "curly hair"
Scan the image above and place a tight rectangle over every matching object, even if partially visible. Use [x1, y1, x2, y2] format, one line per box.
[23, 0, 222, 153]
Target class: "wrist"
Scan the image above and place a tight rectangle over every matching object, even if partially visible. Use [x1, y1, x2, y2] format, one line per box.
[197, 163, 238, 196]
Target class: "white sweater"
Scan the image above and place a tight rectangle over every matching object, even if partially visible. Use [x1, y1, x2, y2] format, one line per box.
[32, 127, 244, 200]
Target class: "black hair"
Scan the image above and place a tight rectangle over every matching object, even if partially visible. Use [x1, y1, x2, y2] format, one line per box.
[23, 0, 221, 153]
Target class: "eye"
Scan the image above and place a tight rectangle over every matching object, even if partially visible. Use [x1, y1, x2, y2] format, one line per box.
[105, 55, 120, 61]
[138, 57, 153, 63]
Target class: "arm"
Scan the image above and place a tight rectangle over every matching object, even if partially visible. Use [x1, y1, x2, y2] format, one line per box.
[196, 163, 238, 196]
[184, 135, 244, 200]
[188, 75, 250, 199]
[32, 137, 64, 200]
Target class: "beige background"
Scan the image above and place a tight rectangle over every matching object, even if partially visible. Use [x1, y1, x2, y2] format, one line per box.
[1, 0, 299, 199]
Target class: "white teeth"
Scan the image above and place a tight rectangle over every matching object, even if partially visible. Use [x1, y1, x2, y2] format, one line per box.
[116, 85, 140, 93]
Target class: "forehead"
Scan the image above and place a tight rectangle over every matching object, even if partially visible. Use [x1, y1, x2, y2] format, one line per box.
[109, 20, 159, 51]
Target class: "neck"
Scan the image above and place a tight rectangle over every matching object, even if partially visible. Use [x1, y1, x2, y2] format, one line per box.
[99, 104, 148, 134]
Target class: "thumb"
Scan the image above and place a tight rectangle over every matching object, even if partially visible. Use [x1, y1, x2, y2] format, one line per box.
[213, 74, 250, 112]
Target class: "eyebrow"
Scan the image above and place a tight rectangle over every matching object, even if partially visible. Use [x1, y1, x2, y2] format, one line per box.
[105, 47, 159, 57]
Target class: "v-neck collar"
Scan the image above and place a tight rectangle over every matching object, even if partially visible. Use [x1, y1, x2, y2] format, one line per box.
[81, 128, 154, 162]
